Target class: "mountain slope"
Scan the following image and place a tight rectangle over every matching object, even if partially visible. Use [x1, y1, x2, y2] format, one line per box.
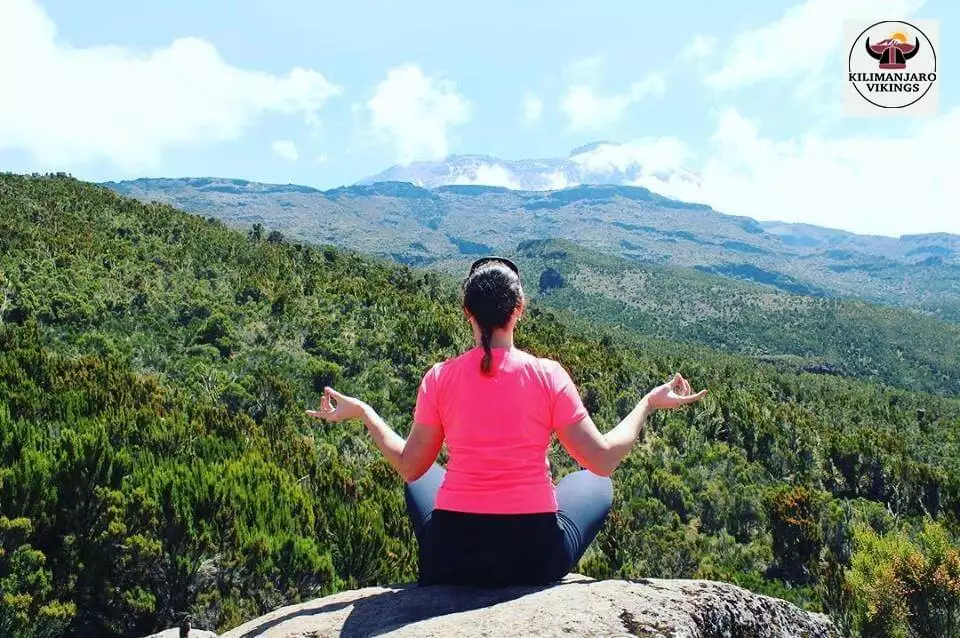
[106, 177, 960, 323]
[509, 239, 960, 396]
[3, 174, 960, 638]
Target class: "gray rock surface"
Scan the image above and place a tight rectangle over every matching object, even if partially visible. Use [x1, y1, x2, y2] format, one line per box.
[214, 574, 838, 638]
[142, 629, 218, 638]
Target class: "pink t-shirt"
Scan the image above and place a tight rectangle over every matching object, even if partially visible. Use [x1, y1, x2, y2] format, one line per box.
[413, 346, 589, 514]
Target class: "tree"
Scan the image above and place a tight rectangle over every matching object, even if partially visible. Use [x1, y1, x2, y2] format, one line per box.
[538, 268, 565, 294]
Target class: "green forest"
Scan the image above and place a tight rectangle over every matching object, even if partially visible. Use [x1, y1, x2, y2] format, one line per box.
[2, 174, 960, 637]
[509, 238, 960, 397]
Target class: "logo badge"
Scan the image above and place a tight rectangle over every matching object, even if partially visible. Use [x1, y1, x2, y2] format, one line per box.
[844, 19, 939, 117]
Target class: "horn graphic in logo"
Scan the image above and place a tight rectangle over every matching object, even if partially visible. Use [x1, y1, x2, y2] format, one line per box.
[846, 19, 938, 114]
[866, 34, 920, 69]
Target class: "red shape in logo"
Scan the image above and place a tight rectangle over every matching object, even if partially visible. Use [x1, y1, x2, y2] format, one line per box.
[865, 36, 920, 69]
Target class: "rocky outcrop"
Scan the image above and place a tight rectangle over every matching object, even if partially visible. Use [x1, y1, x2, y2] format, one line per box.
[205, 574, 837, 638]
[143, 628, 217, 638]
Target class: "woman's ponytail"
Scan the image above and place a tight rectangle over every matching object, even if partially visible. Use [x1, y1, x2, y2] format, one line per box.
[480, 325, 494, 375]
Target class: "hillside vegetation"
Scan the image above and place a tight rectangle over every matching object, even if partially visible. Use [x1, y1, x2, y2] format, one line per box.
[3, 174, 960, 638]
[107, 177, 960, 322]
[508, 239, 960, 396]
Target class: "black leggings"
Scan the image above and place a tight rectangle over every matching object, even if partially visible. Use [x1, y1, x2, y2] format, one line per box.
[404, 463, 613, 586]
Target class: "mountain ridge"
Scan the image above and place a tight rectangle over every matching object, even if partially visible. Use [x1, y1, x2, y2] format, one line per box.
[105, 176, 960, 245]
[105, 176, 960, 325]
[356, 141, 705, 198]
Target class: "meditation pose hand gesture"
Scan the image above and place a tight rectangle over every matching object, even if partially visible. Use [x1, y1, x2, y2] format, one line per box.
[306, 386, 366, 423]
[645, 372, 708, 410]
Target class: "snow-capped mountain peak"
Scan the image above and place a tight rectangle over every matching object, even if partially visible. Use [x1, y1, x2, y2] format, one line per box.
[356, 142, 704, 202]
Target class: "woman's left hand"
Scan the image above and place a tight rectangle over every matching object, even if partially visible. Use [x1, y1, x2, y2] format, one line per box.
[644, 373, 708, 410]
[306, 387, 367, 423]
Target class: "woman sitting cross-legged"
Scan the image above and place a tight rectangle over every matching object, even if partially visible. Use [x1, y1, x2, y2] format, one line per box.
[307, 256, 707, 587]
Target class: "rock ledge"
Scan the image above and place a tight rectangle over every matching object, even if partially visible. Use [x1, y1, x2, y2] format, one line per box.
[204, 574, 838, 637]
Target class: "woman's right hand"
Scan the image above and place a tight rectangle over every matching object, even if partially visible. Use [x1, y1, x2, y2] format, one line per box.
[644, 373, 707, 410]
[305, 387, 368, 423]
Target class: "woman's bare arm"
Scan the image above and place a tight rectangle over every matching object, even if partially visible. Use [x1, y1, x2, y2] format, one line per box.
[556, 373, 706, 476]
[307, 387, 443, 482]
[359, 405, 443, 482]
[556, 398, 653, 476]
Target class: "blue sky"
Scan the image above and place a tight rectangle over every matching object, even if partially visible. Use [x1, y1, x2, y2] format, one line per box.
[0, 0, 956, 235]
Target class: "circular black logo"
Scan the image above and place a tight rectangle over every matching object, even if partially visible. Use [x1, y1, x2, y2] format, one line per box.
[848, 20, 937, 109]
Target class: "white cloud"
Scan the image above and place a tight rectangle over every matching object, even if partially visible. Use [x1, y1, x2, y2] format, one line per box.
[561, 73, 666, 130]
[571, 138, 690, 174]
[545, 171, 572, 190]
[365, 64, 471, 164]
[622, 108, 960, 236]
[271, 140, 299, 163]
[392, 105, 957, 236]
[522, 93, 544, 123]
[679, 35, 717, 62]
[452, 164, 522, 190]
[697, 107, 960, 235]
[0, 0, 340, 172]
[630, 172, 705, 204]
[705, 0, 925, 90]
[568, 139, 702, 201]
[561, 86, 632, 130]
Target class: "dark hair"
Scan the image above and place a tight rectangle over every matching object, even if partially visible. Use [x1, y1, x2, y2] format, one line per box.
[462, 260, 523, 375]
